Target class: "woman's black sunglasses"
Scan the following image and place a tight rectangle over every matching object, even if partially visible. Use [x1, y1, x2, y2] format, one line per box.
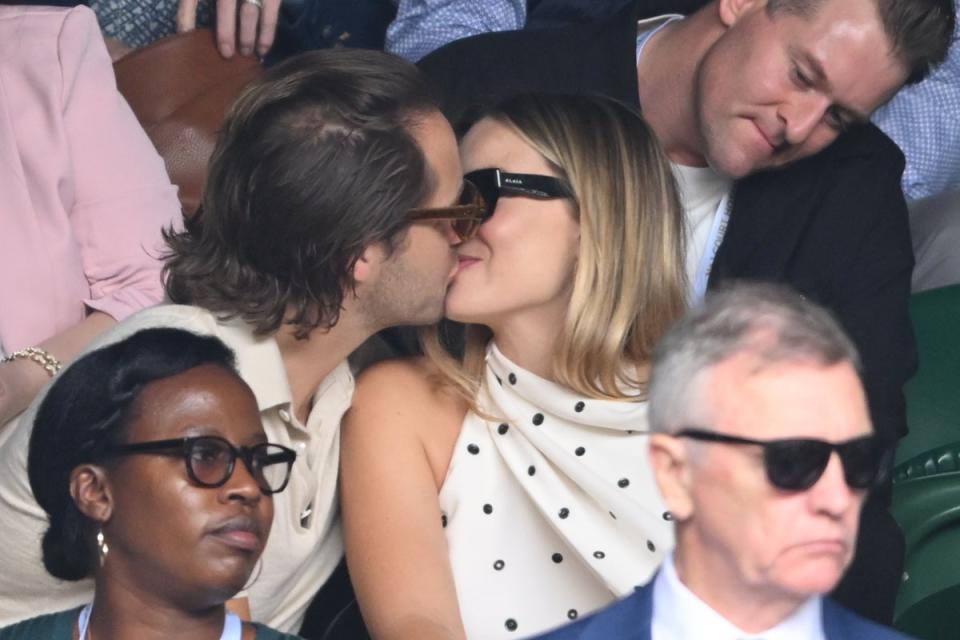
[674, 428, 889, 492]
[465, 168, 574, 221]
[407, 168, 573, 242]
[104, 436, 297, 495]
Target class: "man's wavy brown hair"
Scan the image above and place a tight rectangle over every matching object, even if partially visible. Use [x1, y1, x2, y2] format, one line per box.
[163, 49, 438, 338]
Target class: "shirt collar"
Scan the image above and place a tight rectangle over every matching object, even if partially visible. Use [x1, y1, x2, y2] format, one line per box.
[652, 554, 825, 640]
[216, 315, 293, 414]
[215, 316, 355, 433]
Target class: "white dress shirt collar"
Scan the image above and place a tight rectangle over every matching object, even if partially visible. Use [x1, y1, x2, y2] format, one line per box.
[651, 554, 825, 640]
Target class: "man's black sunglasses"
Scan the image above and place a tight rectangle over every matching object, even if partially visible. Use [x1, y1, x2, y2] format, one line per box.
[674, 428, 889, 492]
[104, 436, 297, 495]
[465, 168, 574, 222]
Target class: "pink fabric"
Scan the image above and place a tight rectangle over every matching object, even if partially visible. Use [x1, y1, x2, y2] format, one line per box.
[0, 6, 181, 353]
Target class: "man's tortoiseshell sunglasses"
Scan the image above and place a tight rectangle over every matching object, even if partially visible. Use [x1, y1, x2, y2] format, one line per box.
[407, 178, 487, 241]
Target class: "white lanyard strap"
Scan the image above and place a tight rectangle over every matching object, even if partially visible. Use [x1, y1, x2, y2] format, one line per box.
[692, 190, 734, 302]
[221, 612, 243, 639]
[77, 603, 92, 639]
[78, 603, 243, 639]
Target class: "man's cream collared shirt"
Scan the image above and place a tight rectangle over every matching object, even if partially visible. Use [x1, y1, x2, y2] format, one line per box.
[0, 304, 354, 633]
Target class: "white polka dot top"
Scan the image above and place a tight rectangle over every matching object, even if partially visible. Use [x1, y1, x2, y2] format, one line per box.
[439, 344, 674, 639]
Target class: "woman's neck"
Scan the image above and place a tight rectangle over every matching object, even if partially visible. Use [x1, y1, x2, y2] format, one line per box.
[489, 310, 564, 382]
[85, 579, 227, 640]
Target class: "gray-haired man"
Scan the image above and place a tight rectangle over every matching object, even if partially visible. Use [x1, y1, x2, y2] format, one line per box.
[538, 283, 904, 639]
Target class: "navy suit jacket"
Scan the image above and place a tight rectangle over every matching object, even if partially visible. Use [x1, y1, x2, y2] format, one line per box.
[533, 581, 914, 639]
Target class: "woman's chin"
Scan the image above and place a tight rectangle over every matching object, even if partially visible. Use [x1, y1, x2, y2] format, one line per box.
[444, 308, 467, 323]
[444, 305, 490, 325]
[193, 560, 260, 600]
[443, 296, 471, 323]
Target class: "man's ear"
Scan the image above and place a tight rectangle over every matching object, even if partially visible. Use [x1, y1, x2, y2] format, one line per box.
[69, 465, 113, 524]
[353, 243, 386, 285]
[717, 0, 768, 28]
[649, 434, 695, 522]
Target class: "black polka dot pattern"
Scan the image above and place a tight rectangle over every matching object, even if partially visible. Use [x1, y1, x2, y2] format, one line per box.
[450, 350, 669, 638]
[441, 514, 448, 528]
[663, 511, 674, 521]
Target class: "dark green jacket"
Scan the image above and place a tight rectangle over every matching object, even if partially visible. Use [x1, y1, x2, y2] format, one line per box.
[0, 607, 303, 639]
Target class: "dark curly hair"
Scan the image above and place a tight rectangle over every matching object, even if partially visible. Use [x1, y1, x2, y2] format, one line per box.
[28, 328, 238, 581]
[163, 49, 439, 339]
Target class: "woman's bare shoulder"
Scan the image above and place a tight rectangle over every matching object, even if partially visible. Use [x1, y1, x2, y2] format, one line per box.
[349, 357, 466, 432]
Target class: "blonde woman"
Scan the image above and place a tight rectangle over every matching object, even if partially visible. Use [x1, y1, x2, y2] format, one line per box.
[341, 93, 687, 640]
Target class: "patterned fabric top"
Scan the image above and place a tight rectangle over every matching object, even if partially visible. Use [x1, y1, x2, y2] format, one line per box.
[386, 0, 525, 62]
[439, 344, 673, 638]
[873, 1, 960, 201]
[90, 0, 212, 47]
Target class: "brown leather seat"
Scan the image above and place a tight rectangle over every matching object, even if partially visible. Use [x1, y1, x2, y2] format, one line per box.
[114, 29, 262, 217]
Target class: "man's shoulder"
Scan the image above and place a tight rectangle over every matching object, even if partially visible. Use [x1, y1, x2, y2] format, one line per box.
[823, 599, 914, 640]
[733, 123, 905, 218]
[824, 122, 904, 165]
[747, 123, 903, 190]
[419, 0, 639, 122]
[88, 305, 266, 360]
[0, 607, 78, 639]
[421, 0, 635, 64]
[534, 586, 652, 639]
[90, 304, 220, 346]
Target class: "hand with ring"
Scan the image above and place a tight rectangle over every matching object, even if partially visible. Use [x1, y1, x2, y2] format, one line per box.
[177, 0, 282, 58]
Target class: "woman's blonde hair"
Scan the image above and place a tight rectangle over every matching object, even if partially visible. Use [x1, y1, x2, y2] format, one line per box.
[423, 93, 687, 409]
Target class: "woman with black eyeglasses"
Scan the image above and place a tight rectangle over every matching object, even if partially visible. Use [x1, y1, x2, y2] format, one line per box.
[0, 328, 300, 640]
[341, 93, 688, 639]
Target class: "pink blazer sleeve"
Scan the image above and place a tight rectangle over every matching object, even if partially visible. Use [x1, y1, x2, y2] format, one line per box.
[58, 7, 182, 323]
[0, 6, 182, 351]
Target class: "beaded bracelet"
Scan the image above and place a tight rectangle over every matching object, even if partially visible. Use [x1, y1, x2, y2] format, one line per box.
[1, 347, 62, 377]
